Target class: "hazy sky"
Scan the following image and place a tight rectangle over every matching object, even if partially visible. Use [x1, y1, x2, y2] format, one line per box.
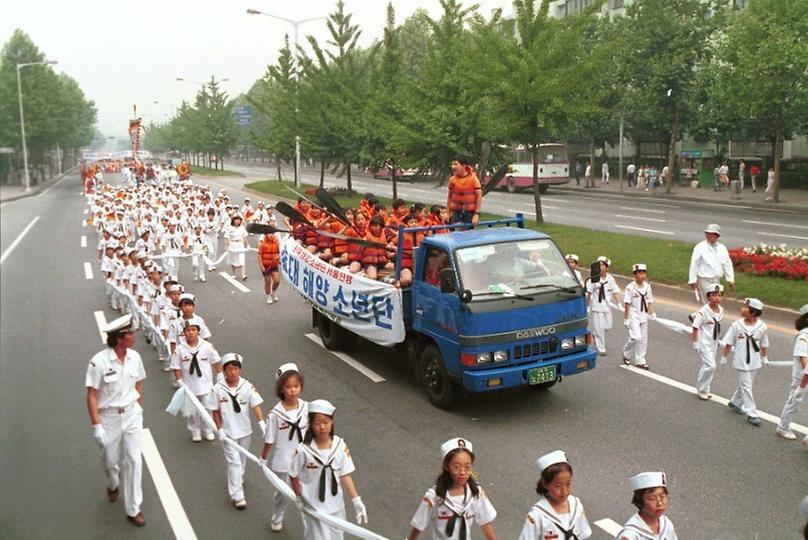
[3, 0, 506, 139]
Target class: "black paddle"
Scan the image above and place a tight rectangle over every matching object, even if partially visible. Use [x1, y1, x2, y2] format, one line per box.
[314, 187, 359, 234]
[275, 201, 314, 227]
[482, 163, 510, 196]
[246, 223, 290, 235]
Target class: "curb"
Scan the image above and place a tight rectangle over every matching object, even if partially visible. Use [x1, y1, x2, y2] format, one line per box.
[0, 166, 78, 203]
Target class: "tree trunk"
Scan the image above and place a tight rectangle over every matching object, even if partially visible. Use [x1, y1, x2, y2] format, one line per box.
[276, 160, 282, 181]
[221, 155, 225, 171]
[346, 162, 353, 193]
[320, 161, 325, 187]
[391, 159, 398, 200]
[531, 143, 545, 224]
[666, 108, 679, 194]
[773, 123, 782, 203]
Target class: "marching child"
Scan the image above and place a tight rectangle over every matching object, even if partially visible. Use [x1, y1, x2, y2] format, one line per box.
[258, 229, 282, 305]
[211, 353, 265, 509]
[623, 263, 655, 369]
[519, 450, 591, 540]
[776, 304, 808, 440]
[189, 223, 208, 282]
[720, 297, 770, 427]
[691, 284, 724, 400]
[408, 437, 497, 540]
[616, 472, 677, 540]
[289, 399, 367, 539]
[586, 256, 621, 357]
[260, 363, 308, 532]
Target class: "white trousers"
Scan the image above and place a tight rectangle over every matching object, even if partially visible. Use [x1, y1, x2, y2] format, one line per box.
[303, 507, 346, 540]
[205, 236, 218, 267]
[589, 310, 612, 353]
[730, 369, 759, 417]
[164, 256, 179, 280]
[696, 276, 720, 305]
[272, 471, 291, 525]
[623, 318, 648, 365]
[187, 394, 213, 436]
[99, 404, 143, 517]
[778, 377, 805, 431]
[222, 435, 251, 501]
[191, 255, 206, 280]
[696, 345, 718, 394]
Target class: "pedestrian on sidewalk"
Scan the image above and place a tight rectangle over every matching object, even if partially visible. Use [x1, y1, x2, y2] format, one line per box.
[622, 263, 655, 369]
[601, 161, 610, 185]
[765, 167, 775, 201]
[574, 162, 582, 186]
[627, 162, 636, 188]
[775, 305, 808, 441]
[688, 224, 735, 304]
[718, 161, 730, 190]
[749, 163, 760, 192]
[584, 163, 593, 188]
[691, 284, 725, 400]
[738, 159, 746, 190]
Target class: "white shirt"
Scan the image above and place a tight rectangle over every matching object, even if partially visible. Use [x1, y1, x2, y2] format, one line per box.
[616, 513, 677, 540]
[265, 400, 309, 472]
[691, 304, 724, 349]
[211, 377, 263, 439]
[86, 348, 146, 409]
[169, 339, 220, 395]
[721, 319, 769, 371]
[227, 225, 248, 246]
[688, 240, 734, 284]
[587, 274, 619, 313]
[410, 484, 497, 539]
[627, 164, 636, 174]
[289, 436, 356, 513]
[519, 495, 591, 540]
[790, 328, 808, 381]
[624, 281, 653, 322]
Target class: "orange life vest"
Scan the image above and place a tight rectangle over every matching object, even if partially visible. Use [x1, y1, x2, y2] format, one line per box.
[447, 167, 481, 212]
[346, 226, 367, 262]
[362, 230, 388, 265]
[259, 235, 280, 268]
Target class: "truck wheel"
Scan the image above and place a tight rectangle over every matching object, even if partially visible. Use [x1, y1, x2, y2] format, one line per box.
[529, 380, 557, 391]
[538, 184, 549, 194]
[318, 313, 345, 351]
[342, 329, 358, 351]
[506, 176, 517, 193]
[421, 345, 458, 409]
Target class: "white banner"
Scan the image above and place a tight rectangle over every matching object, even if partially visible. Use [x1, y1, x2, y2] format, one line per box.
[280, 237, 405, 347]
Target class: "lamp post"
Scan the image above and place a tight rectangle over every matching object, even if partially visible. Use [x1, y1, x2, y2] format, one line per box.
[16, 60, 57, 192]
[247, 8, 326, 187]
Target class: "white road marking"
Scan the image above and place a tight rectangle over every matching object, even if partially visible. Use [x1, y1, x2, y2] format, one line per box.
[742, 219, 808, 230]
[619, 365, 807, 436]
[219, 272, 250, 293]
[84, 262, 94, 280]
[615, 225, 674, 235]
[645, 202, 680, 209]
[141, 428, 198, 540]
[758, 231, 808, 241]
[93, 310, 107, 343]
[82, 219, 87, 228]
[81, 235, 87, 248]
[614, 214, 667, 223]
[540, 197, 569, 204]
[594, 518, 623, 536]
[0, 216, 40, 265]
[305, 333, 386, 383]
[618, 206, 666, 214]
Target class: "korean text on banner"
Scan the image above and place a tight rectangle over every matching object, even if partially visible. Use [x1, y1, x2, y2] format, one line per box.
[280, 237, 405, 346]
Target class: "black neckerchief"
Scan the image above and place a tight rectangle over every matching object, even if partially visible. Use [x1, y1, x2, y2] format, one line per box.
[598, 280, 606, 303]
[536, 497, 580, 540]
[442, 488, 469, 540]
[220, 380, 245, 413]
[270, 403, 307, 443]
[301, 440, 341, 502]
[189, 350, 202, 377]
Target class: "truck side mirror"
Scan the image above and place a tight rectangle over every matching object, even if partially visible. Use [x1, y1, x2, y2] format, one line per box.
[439, 268, 457, 294]
[589, 261, 601, 283]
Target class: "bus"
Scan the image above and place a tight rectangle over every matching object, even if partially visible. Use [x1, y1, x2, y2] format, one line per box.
[495, 144, 570, 194]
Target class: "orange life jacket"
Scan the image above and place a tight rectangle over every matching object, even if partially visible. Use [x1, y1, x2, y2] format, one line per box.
[331, 221, 348, 255]
[346, 226, 367, 262]
[259, 235, 280, 268]
[397, 231, 423, 270]
[362, 230, 388, 265]
[448, 167, 481, 212]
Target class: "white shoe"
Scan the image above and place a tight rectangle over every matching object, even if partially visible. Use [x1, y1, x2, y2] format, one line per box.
[200, 277, 206, 282]
[270, 521, 283, 532]
[697, 390, 710, 400]
[273, 295, 279, 303]
[267, 296, 273, 304]
[233, 499, 247, 510]
[191, 433, 202, 442]
[204, 431, 215, 441]
[776, 428, 797, 440]
[193, 276, 198, 281]
[171, 378, 179, 387]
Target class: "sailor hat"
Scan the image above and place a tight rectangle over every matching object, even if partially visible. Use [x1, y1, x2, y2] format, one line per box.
[440, 437, 473, 459]
[181, 316, 203, 330]
[179, 293, 195, 305]
[706, 284, 724, 295]
[565, 254, 579, 263]
[221, 352, 243, 368]
[536, 450, 568, 473]
[104, 314, 134, 334]
[630, 471, 667, 491]
[107, 240, 119, 249]
[704, 224, 721, 235]
[632, 263, 647, 273]
[799, 304, 808, 316]
[309, 399, 336, 416]
[276, 362, 300, 379]
[744, 297, 764, 311]
[169, 284, 184, 293]
[596, 256, 611, 267]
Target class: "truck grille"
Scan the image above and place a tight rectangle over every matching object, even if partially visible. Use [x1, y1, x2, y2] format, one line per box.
[512, 338, 558, 360]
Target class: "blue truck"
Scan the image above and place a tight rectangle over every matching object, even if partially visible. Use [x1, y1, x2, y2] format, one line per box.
[302, 215, 597, 409]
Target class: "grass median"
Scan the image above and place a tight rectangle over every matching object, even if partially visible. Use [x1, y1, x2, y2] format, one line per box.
[245, 179, 804, 310]
[191, 165, 244, 177]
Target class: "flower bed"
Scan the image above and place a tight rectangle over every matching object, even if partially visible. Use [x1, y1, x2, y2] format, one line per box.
[729, 243, 808, 281]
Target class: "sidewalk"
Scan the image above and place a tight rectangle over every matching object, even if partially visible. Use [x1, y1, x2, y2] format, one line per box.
[0, 167, 77, 203]
[556, 177, 808, 213]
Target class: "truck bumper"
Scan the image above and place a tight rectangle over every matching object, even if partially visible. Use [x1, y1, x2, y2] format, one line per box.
[461, 348, 597, 393]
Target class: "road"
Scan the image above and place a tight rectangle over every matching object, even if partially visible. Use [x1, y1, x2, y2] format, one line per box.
[1, 171, 806, 539]
[227, 161, 808, 249]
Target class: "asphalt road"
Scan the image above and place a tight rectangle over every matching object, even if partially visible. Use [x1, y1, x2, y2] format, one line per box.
[227, 161, 808, 249]
[1, 172, 806, 539]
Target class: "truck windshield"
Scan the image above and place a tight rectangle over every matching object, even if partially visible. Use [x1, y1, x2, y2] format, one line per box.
[455, 239, 579, 299]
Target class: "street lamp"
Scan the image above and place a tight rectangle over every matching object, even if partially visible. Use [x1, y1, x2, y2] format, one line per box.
[247, 8, 326, 187]
[16, 60, 57, 192]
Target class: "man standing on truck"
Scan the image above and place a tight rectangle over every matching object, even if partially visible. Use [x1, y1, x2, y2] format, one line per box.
[447, 155, 482, 225]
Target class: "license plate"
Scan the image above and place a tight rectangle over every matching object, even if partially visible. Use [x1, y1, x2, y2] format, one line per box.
[528, 365, 557, 385]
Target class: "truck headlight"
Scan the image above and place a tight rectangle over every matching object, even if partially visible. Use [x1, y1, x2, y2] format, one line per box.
[476, 352, 492, 364]
[575, 335, 586, 347]
[561, 338, 574, 350]
[493, 350, 508, 362]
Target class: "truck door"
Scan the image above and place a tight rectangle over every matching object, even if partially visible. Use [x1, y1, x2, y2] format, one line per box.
[413, 248, 461, 359]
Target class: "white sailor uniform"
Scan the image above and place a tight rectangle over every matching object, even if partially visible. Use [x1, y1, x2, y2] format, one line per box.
[226, 225, 249, 268]
[722, 319, 769, 417]
[777, 328, 808, 433]
[615, 513, 677, 540]
[622, 281, 654, 366]
[189, 233, 208, 281]
[169, 338, 221, 437]
[410, 484, 497, 540]
[265, 400, 309, 526]
[519, 495, 591, 540]
[587, 274, 620, 355]
[691, 303, 724, 395]
[202, 217, 221, 269]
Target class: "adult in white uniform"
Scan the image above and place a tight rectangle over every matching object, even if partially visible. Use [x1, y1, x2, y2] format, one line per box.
[587, 256, 620, 356]
[202, 209, 221, 271]
[225, 215, 250, 281]
[622, 264, 655, 369]
[691, 284, 724, 400]
[688, 224, 734, 304]
[776, 304, 808, 440]
[85, 314, 146, 527]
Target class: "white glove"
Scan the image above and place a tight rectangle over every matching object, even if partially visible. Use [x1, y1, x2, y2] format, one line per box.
[650, 313, 657, 320]
[352, 496, 368, 524]
[762, 356, 770, 366]
[257, 420, 267, 436]
[692, 342, 701, 352]
[719, 356, 728, 366]
[623, 319, 630, 328]
[93, 424, 106, 447]
[793, 386, 807, 403]
[258, 457, 267, 468]
[295, 495, 305, 512]
[217, 429, 227, 441]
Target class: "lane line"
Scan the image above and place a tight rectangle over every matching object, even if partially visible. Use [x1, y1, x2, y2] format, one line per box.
[758, 231, 808, 242]
[614, 225, 674, 235]
[594, 518, 623, 536]
[619, 365, 807, 436]
[645, 202, 680, 209]
[218, 272, 250, 293]
[82, 219, 87, 228]
[81, 235, 87, 248]
[743, 219, 808, 230]
[619, 206, 666, 214]
[84, 262, 94, 280]
[93, 310, 108, 343]
[614, 214, 667, 223]
[0, 216, 40, 265]
[141, 428, 198, 540]
[305, 333, 386, 383]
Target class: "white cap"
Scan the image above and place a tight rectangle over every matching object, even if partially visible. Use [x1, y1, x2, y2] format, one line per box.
[309, 399, 336, 416]
[799, 304, 808, 316]
[179, 293, 195, 304]
[632, 263, 647, 273]
[565, 254, 579, 263]
[107, 240, 119, 249]
[104, 314, 133, 334]
[276, 362, 300, 379]
[169, 284, 184, 293]
[151, 265, 163, 273]
[630, 471, 667, 491]
[535, 450, 567, 473]
[706, 284, 724, 295]
[745, 297, 764, 311]
[440, 437, 473, 459]
[181, 316, 203, 330]
[221, 352, 243, 368]
[597, 255, 611, 267]
[257, 200, 264, 206]
[704, 224, 721, 235]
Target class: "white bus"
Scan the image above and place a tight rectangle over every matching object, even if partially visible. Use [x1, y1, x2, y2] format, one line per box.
[494, 143, 570, 193]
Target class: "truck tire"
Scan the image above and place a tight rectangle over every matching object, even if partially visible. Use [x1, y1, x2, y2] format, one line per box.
[506, 176, 517, 193]
[318, 313, 345, 351]
[421, 345, 459, 409]
[342, 329, 358, 351]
